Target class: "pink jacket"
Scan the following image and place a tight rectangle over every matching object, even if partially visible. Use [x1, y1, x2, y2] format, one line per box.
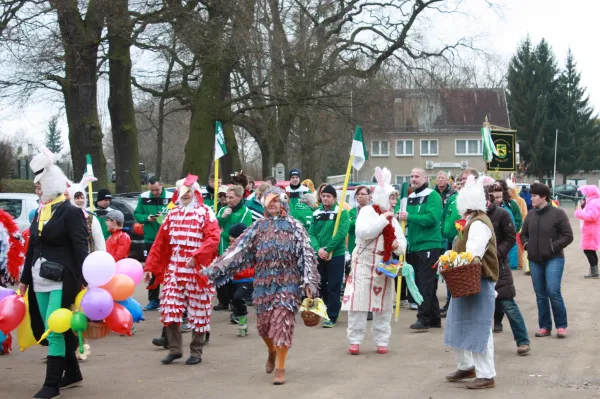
[574, 185, 600, 251]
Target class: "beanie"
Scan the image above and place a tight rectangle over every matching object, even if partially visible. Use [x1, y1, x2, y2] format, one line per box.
[530, 183, 551, 201]
[97, 188, 112, 202]
[289, 168, 301, 179]
[321, 184, 337, 198]
[229, 223, 248, 239]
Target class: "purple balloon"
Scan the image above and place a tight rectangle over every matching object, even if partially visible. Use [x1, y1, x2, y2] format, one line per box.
[81, 288, 114, 320]
[0, 287, 15, 301]
[115, 259, 144, 286]
[83, 251, 116, 287]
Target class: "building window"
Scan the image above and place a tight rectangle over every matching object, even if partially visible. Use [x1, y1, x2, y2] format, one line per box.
[395, 176, 410, 185]
[395, 140, 414, 156]
[456, 139, 482, 156]
[420, 139, 438, 156]
[371, 140, 389, 157]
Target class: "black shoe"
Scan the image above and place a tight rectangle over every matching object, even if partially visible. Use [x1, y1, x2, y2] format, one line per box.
[186, 356, 202, 365]
[493, 323, 503, 333]
[410, 320, 430, 331]
[33, 386, 61, 398]
[34, 355, 64, 398]
[59, 374, 83, 389]
[161, 353, 183, 364]
[430, 323, 442, 328]
[367, 312, 374, 321]
[152, 336, 168, 349]
[213, 303, 229, 311]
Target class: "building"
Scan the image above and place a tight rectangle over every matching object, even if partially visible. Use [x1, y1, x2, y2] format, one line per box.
[354, 88, 510, 182]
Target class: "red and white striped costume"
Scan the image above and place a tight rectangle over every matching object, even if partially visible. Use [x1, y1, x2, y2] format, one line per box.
[145, 203, 220, 333]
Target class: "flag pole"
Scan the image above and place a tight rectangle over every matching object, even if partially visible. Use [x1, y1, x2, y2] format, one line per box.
[331, 155, 354, 240]
[85, 154, 95, 212]
[214, 159, 219, 213]
[394, 181, 409, 322]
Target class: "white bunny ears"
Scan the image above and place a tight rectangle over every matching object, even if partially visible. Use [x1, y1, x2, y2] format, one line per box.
[457, 174, 489, 215]
[372, 166, 395, 210]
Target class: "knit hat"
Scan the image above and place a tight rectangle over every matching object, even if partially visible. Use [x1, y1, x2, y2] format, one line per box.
[97, 189, 112, 203]
[530, 183, 551, 201]
[106, 210, 124, 225]
[289, 168, 301, 179]
[229, 223, 247, 239]
[321, 184, 337, 198]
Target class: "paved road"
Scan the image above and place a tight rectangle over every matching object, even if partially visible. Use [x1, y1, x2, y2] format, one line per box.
[2, 215, 599, 398]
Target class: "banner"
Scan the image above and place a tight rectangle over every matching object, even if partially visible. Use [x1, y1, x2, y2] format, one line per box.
[487, 132, 516, 171]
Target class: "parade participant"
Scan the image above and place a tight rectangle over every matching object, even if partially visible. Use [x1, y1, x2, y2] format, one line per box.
[230, 170, 252, 198]
[67, 177, 106, 252]
[214, 185, 252, 311]
[444, 175, 498, 389]
[246, 183, 269, 223]
[522, 183, 573, 338]
[205, 186, 319, 385]
[435, 171, 456, 207]
[398, 168, 443, 330]
[301, 179, 315, 193]
[227, 223, 253, 335]
[20, 148, 89, 398]
[291, 193, 317, 230]
[309, 184, 349, 328]
[574, 185, 600, 279]
[247, 176, 255, 192]
[135, 176, 170, 311]
[343, 168, 406, 355]
[347, 186, 371, 255]
[202, 174, 221, 208]
[507, 180, 528, 270]
[286, 168, 310, 210]
[315, 183, 328, 206]
[93, 188, 114, 239]
[143, 175, 220, 365]
[105, 210, 131, 262]
[520, 185, 533, 211]
[218, 186, 228, 207]
[264, 176, 277, 186]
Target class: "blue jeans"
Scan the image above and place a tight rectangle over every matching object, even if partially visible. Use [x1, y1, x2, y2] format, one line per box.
[496, 299, 530, 346]
[529, 258, 568, 330]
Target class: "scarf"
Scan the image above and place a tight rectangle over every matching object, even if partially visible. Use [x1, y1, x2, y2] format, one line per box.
[372, 204, 395, 262]
[38, 195, 66, 234]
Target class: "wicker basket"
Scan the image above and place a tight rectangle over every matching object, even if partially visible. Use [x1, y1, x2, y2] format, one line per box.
[81, 322, 111, 340]
[301, 311, 321, 327]
[440, 261, 482, 298]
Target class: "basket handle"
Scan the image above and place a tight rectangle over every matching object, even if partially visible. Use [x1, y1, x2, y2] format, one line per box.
[305, 287, 313, 308]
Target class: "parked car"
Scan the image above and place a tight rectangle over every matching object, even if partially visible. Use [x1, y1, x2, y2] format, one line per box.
[0, 193, 39, 232]
[553, 184, 583, 200]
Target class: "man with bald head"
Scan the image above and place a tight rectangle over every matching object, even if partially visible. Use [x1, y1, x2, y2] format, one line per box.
[399, 168, 443, 331]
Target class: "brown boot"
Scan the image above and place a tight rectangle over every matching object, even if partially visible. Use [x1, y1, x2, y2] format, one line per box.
[273, 368, 285, 385]
[266, 351, 276, 374]
[445, 368, 476, 382]
[465, 378, 495, 389]
[517, 344, 530, 356]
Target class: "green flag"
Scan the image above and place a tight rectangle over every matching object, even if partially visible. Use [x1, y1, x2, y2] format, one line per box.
[215, 121, 227, 160]
[350, 126, 368, 170]
[482, 126, 498, 162]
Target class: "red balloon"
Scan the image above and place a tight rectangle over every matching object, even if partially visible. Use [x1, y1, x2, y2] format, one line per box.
[104, 303, 133, 336]
[133, 223, 144, 236]
[0, 295, 26, 334]
[101, 274, 135, 301]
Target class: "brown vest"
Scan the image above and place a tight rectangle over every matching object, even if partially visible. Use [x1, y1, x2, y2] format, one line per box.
[453, 212, 499, 282]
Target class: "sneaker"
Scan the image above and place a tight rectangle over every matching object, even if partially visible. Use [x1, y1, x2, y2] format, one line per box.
[557, 328, 567, 338]
[238, 316, 248, 337]
[410, 303, 418, 310]
[144, 300, 160, 311]
[400, 300, 409, 308]
[322, 320, 336, 328]
[349, 344, 360, 355]
[534, 328, 551, 337]
[410, 320, 430, 331]
[376, 346, 388, 354]
[230, 313, 240, 324]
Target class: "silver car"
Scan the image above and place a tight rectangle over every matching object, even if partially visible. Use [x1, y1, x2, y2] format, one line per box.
[0, 193, 39, 232]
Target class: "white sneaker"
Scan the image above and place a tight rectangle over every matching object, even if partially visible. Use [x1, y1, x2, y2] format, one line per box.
[401, 300, 410, 308]
[410, 303, 418, 310]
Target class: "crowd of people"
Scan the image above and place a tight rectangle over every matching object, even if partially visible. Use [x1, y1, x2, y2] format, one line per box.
[6, 147, 599, 396]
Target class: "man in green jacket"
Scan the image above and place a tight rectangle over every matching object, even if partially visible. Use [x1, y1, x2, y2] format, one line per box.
[202, 174, 221, 209]
[214, 185, 253, 311]
[291, 192, 316, 230]
[134, 176, 170, 311]
[399, 168, 443, 331]
[309, 185, 349, 328]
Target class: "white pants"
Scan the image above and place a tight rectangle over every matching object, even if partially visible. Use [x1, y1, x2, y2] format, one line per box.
[454, 329, 496, 379]
[347, 311, 392, 346]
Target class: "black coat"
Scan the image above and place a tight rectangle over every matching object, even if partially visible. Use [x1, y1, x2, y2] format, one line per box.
[487, 203, 517, 300]
[521, 205, 574, 263]
[21, 201, 89, 342]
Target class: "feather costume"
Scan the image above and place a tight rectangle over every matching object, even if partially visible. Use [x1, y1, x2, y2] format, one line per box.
[205, 186, 319, 348]
[0, 209, 25, 286]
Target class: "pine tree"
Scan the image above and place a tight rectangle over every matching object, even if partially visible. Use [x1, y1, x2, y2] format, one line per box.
[44, 115, 64, 154]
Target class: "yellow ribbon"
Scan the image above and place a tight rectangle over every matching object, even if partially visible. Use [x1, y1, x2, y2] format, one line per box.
[38, 195, 66, 234]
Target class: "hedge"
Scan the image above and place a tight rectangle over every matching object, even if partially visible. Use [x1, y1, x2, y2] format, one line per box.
[0, 179, 117, 194]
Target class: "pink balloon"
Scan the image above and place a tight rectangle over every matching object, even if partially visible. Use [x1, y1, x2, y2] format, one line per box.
[81, 288, 114, 321]
[83, 251, 116, 287]
[0, 295, 26, 334]
[115, 258, 144, 286]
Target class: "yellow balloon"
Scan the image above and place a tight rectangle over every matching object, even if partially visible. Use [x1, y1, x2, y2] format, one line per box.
[16, 289, 38, 352]
[48, 308, 73, 333]
[74, 288, 87, 311]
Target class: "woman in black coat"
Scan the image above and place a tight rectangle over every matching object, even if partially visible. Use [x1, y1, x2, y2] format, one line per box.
[20, 152, 89, 399]
[486, 188, 531, 356]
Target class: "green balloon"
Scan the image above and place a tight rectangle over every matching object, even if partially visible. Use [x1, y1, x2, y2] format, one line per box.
[70, 312, 88, 332]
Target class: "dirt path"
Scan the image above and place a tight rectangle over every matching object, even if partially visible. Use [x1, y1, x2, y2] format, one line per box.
[2, 215, 599, 398]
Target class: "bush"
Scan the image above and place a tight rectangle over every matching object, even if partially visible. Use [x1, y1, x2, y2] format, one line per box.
[1, 179, 35, 193]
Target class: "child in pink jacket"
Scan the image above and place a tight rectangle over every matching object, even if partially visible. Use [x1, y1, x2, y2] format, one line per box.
[574, 185, 600, 278]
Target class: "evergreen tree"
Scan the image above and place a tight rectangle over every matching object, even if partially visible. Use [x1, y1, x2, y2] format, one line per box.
[44, 115, 63, 154]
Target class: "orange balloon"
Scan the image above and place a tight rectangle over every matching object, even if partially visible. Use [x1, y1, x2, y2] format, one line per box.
[101, 274, 135, 301]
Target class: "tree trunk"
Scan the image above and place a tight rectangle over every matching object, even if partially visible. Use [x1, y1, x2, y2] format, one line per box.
[107, 0, 140, 193]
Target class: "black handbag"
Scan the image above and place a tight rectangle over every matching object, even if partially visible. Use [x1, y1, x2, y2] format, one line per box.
[39, 261, 65, 282]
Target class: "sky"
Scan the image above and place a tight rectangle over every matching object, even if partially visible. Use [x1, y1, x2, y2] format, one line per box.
[0, 0, 598, 153]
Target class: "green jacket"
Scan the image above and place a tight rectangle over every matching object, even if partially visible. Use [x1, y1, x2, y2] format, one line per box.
[134, 189, 170, 244]
[93, 205, 115, 240]
[406, 187, 443, 252]
[442, 192, 460, 241]
[505, 200, 523, 232]
[291, 203, 314, 230]
[217, 202, 252, 254]
[202, 187, 216, 209]
[347, 207, 359, 254]
[309, 203, 349, 258]
[285, 185, 310, 211]
[245, 197, 264, 223]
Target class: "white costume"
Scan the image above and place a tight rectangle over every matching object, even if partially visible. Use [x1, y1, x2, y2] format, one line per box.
[67, 177, 106, 252]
